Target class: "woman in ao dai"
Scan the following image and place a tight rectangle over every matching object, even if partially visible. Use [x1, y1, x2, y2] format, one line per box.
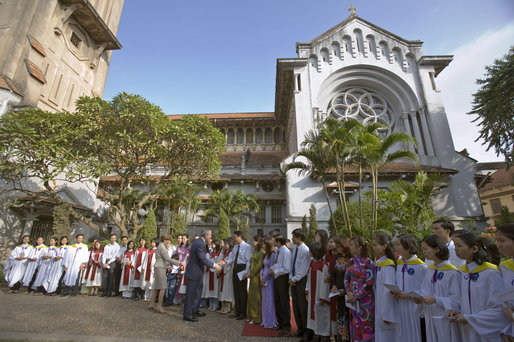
[344, 236, 375, 342]
[447, 231, 504, 342]
[5, 235, 32, 292]
[141, 238, 158, 300]
[372, 233, 399, 342]
[391, 234, 428, 342]
[119, 240, 136, 298]
[416, 235, 461, 342]
[260, 236, 277, 328]
[306, 242, 331, 340]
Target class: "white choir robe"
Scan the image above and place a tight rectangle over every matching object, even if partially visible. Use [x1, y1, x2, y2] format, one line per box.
[219, 250, 234, 302]
[459, 262, 505, 342]
[141, 248, 157, 299]
[395, 256, 428, 342]
[201, 252, 213, 299]
[22, 244, 47, 286]
[418, 261, 461, 342]
[62, 243, 89, 287]
[374, 257, 400, 342]
[31, 246, 58, 289]
[45, 244, 70, 293]
[129, 247, 147, 288]
[204, 252, 222, 299]
[119, 250, 135, 297]
[83, 250, 103, 287]
[306, 261, 332, 337]
[463, 259, 513, 341]
[4, 244, 32, 287]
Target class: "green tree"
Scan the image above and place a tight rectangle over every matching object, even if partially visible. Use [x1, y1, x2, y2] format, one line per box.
[157, 178, 200, 233]
[171, 211, 187, 242]
[216, 207, 231, 240]
[52, 202, 72, 238]
[468, 46, 514, 165]
[495, 206, 514, 226]
[0, 93, 224, 239]
[140, 208, 158, 240]
[301, 215, 308, 232]
[306, 204, 318, 244]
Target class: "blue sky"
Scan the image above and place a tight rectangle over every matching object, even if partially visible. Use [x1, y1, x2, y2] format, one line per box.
[103, 0, 514, 162]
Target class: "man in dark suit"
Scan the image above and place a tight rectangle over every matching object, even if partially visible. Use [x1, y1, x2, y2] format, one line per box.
[183, 229, 222, 322]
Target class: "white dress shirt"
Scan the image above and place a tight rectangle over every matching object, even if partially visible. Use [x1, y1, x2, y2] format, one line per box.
[289, 242, 310, 282]
[117, 245, 127, 259]
[101, 242, 120, 266]
[271, 245, 291, 278]
[227, 241, 251, 273]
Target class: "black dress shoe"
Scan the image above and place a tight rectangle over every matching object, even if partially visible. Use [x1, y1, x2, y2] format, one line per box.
[183, 316, 199, 322]
[236, 315, 246, 320]
[228, 313, 238, 318]
[100, 293, 107, 297]
[279, 329, 290, 336]
[291, 330, 303, 338]
[193, 311, 206, 317]
[271, 326, 281, 331]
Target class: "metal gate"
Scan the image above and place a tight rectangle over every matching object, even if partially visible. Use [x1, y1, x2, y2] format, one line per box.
[29, 216, 54, 244]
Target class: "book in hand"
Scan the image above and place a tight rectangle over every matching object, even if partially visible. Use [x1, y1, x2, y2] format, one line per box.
[345, 295, 359, 311]
[329, 290, 342, 298]
[383, 283, 401, 292]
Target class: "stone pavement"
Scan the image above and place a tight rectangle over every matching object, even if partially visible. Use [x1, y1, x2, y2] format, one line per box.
[0, 287, 296, 342]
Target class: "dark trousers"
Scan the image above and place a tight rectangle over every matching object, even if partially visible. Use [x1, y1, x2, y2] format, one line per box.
[62, 270, 81, 296]
[102, 264, 116, 295]
[10, 281, 22, 291]
[232, 263, 248, 317]
[166, 273, 178, 304]
[183, 277, 203, 319]
[114, 261, 122, 295]
[56, 271, 65, 294]
[27, 268, 38, 291]
[274, 274, 291, 331]
[291, 275, 308, 334]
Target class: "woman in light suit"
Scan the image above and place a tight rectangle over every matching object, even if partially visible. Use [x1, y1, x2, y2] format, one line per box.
[148, 234, 183, 313]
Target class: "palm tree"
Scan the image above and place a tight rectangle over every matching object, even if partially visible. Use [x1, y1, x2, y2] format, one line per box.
[282, 129, 337, 229]
[358, 129, 417, 237]
[156, 178, 200, 233]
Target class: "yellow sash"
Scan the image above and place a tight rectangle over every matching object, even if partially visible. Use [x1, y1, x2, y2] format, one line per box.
[397, 257, 425, 265]
[501, 258, 514, 272]
[460, 262, 500, 273]
[376, 258, 395, 268]
[428, 263, 459, 272]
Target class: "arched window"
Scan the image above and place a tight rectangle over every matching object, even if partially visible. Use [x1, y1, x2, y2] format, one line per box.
[227, 129, 235, 144]
[309, 54, 318, 69]
[274, 128, 282, 143]
[265, 128, 272, 144]
[331, 42, 341, 58]
[255, 128, 263, 144]
[246, 128, 254, 144]
[237, 128, 244, 144]
[320, 48, 329, 63]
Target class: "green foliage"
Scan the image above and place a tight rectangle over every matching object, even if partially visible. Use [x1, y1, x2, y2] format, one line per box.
[328, 200, 382, 240]
[203, 189, 259, 232]
[306, 204, 318, 244]
[495, 206, 514, 226]
[140, 209, 158, 240]
[171, 211, 186, 242]
[215, 208, 231, 240]
[236, 218, 251, 242]
[53, 202, 71, 237]
[157, 178, 200, 233]
[468, 46, 514, 165]
[301, 215, 308, 232]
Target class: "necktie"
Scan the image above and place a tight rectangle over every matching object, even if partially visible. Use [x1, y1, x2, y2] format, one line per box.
[292, 247, 298, 277]
[235, 244, 240, 265]
[275, 249, 280, 264]
[401, 263, 407, 291]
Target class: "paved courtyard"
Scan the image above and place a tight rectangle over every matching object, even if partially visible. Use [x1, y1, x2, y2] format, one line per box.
[0, 287, 296, 342]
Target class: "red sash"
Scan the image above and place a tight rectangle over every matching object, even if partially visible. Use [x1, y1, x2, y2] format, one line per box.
[134, 247, 147, 280]
[208, 251, 220, 291]
[309, 260, 326, 320]
[145, 248, 156, 281]
[325, 251, 338, 321]
[123, 250, 135, 286]
[90, 250, 101, 281]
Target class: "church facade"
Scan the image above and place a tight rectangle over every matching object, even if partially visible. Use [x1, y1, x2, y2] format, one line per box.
[176, 13, 484, 237]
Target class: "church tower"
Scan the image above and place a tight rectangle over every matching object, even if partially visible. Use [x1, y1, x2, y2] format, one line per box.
[0, 0, 124, 115]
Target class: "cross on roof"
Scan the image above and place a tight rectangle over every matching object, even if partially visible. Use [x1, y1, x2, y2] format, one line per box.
[348, 4, 357, 16]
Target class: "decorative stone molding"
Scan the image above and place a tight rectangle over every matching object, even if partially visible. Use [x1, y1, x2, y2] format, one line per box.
[54, 4, 82, 36]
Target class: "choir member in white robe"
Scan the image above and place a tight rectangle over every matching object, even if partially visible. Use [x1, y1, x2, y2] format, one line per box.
[427, 220, 465, 268]
[83, 240, 103, 294]
[200, 250, 212, 307]
[219, 241, 234, 314]
[305, 242, 331, 338]
[61, 234, 89, 296]
[497, 224, 514, 339]
[130, 238, 148, 300]
[391, 234, 428, 342]
[32, 237, 58, 294]
[372, 233, 400, 342]
[46, 236, 69, 294]
[5, 235, 32, 292]
[416, 235, 461, 342]
[205, 248, 222, 310]
[141, 239, 158, 300]
[119, 240, 136, 298]
[446, 231, 505, 342]
[22, 237, 46, 291]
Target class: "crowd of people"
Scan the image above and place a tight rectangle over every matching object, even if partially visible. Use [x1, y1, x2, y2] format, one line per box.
[3, 221, 514, 342]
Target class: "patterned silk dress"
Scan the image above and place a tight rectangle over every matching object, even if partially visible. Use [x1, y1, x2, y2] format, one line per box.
[343, 256, 375, 342]
[332, 255, 351, 341]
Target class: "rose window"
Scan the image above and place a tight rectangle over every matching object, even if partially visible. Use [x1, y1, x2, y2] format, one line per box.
[328, 88, 395, 134]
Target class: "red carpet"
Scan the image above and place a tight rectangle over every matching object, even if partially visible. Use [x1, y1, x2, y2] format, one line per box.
[242, 301, 297, 337]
